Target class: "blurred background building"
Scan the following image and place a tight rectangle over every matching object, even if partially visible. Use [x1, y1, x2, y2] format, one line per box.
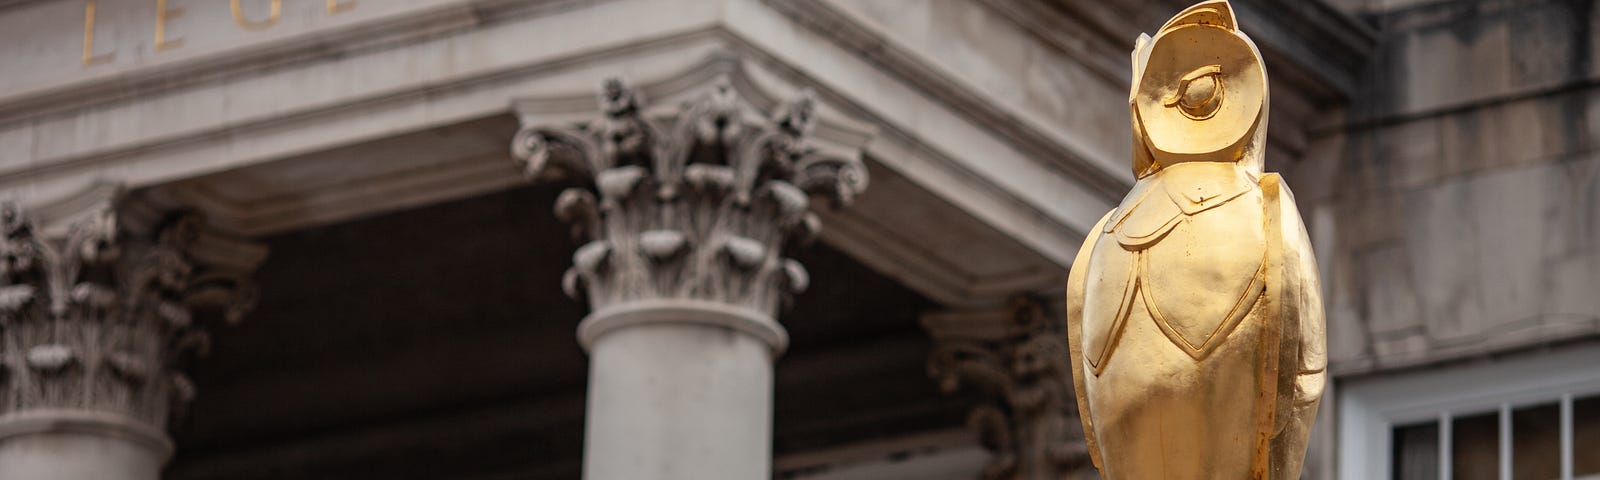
[0, 0, 1595, 479]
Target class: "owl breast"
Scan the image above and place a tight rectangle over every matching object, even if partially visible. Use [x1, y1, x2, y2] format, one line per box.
[1080, 164, 1267, 370]
[1076, 165, 1275, 479]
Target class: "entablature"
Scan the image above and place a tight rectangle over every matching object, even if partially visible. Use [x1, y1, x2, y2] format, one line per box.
[0, 0, 1368, 310]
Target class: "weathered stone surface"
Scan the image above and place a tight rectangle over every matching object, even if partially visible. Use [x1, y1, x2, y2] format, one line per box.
[1317, 115, 1600, 374]
[825, 0, 1133, 182]
[513, 77, 866, 318]
[0, 189, 264, 479]
[1299, 0, 1600, 375]
[0, 427, 168, 480]
[924, 296, 1091, 480]
[0, 195, 262, 428]
[511, 71, 876, 480]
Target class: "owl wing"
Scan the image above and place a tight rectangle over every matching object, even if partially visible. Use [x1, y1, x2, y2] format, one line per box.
[1262, 174, 1327, 406]
[1066, 210, 1115, 471]
[1262, 173, 1328, 475]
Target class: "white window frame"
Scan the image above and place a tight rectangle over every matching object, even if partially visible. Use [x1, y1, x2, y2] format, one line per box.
[1338, 343, 1600, 480]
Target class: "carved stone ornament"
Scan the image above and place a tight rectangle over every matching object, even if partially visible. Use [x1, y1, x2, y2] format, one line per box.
[927, 296, 1092, 480]
[0, 190, 264, 431]
[511, 76, 867, 317]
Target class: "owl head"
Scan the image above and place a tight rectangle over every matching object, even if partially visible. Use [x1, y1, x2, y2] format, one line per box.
[1130, 0, 1268, 178]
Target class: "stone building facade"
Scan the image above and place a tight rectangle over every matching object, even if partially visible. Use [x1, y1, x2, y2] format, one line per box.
[0, 0, 1591, 479]
[1304, 0, 1600, 478]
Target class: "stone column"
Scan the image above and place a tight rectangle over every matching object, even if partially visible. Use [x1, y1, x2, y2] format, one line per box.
[0, 191, 263, 480]
[924, 296, 1093, 480]
[512, 76, 867, 479]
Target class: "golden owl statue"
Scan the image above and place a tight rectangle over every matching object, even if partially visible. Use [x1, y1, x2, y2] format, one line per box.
[1064, 1, 1328, 478]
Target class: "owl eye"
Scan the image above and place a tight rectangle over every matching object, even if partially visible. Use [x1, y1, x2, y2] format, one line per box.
[1163, 64, 1224, 120]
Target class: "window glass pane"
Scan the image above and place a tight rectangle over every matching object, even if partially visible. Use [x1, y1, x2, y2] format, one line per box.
[1577, 395, 1600, 477]
[1394, 421, 1440, 480]
[1454, 412, 1500, 480]
[1512, 403, 1560, 480]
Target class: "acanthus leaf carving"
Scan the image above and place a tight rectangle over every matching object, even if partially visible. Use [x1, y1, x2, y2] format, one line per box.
[554, 189, 600, 242]
[512, 73, 869, 315]
[0, 197, 265, 429]
[639, 230, 689, 262]
[561, 268, 584, 301]
[106, 351, 152, 384]
[684, 164, 737, 195]
[781, 259, 809, 297]
[721, 236, 767, 271]
[24, 344, 76, 372]
[596, 166, 650, 210]
[0, 285, 34, 314]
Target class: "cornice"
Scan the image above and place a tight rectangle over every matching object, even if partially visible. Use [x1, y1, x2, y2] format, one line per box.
[0, 2, 475, 127]
[0, 0, 49, 13]
[1025, 0, 1376, 102]
[761, 0, 1133, 201]
[1, 0, 1104, 310]
[507, 50, 1082, 308]
[0, 0, 611, 128]
[1230, 0, 1378, 101]
[972, 0, 1132, 88]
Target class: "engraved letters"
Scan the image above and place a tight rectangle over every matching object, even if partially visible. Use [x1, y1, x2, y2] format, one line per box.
[154, 0, 184, 52]
[327, 0, 356, 14]
[80, 0, 359, 67]
[81, 1, 113, 65]
[231, 0, 282, 31]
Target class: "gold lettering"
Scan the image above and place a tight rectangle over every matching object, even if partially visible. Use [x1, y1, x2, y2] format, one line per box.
[327, 0, 356, 14]
[154, 0, 184, 52]
[231, 0, 282, 31]
[82, 0, 114, 66]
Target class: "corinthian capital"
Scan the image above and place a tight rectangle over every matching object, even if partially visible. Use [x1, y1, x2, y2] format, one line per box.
[511, 75, 868, 317]
[0, 188, 265, 432]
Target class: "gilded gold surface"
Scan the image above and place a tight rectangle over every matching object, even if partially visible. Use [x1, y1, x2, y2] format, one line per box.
[1065, 1, 1327, 478]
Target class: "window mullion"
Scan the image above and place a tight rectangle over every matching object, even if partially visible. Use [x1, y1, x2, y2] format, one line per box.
[1500, 403, 1512, 480]
[1562, 393, 1574, 480]
[1441, 412, 1454, 480]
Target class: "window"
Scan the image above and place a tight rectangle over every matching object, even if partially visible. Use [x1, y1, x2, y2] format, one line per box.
[1340, 344, 1600, 480]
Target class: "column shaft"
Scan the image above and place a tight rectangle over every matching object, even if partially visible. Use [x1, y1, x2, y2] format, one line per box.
[0, 435, 162, 479]
[584, 322, 772, 480]
[512, 72, 869, 479]
[0, 412, 169, 480]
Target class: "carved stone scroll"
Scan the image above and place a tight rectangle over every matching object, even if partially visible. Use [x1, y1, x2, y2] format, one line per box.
[0, 191, 265, 431]
[514, 70, 872, 480]
[926, 296, 1093, 480]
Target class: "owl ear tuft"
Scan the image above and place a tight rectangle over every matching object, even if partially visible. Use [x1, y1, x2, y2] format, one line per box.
[1130, 33, 1152, 102]
[1159, 0, 1237, 33]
